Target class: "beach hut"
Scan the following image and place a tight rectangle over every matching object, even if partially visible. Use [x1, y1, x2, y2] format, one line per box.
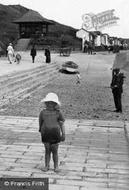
[101, 33, 109, 46]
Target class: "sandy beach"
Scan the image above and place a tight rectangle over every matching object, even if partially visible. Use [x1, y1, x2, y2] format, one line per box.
[0, 51, 129, 121]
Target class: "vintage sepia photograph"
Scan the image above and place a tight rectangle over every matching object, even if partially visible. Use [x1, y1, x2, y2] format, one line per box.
[0, 0, 129, 189]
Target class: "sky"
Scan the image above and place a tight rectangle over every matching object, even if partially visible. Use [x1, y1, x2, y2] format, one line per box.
[0, 0, 129, 38]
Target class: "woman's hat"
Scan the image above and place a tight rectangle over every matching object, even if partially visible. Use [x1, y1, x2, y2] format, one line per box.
[41, 93, 60, 105]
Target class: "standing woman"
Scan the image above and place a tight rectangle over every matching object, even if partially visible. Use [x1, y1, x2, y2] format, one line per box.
[30, 45, 37, 63]
[44, 46, 51, 63]
[7, 43, 15, 64]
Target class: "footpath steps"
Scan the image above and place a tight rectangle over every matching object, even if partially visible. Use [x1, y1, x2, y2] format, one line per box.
[15, 39, 31, 51]
[0, 116, 129, 190]
[0, 62, 59, 108]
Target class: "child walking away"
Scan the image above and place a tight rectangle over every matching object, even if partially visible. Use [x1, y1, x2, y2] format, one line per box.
[15, 52, 21, 64]
[76, 71, 81, 84]
[39, 93, 65, 172]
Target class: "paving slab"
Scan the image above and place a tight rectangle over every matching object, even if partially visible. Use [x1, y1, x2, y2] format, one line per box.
[0, 116, 129, 190]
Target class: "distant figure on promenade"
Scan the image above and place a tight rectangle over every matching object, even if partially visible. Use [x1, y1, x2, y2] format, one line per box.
[39, 93, 65, 172]
[15, 52, 21, 64]
[108, 45, 113, 53]
[44, 47, 51, 63]
[110, 68, 125, 113]
[83, 43, 88, 53]
[7, 43, 15, 64]
[30, 45, 37, 63]
[87, 42, 93, 55]
[113, 45, 120, 53]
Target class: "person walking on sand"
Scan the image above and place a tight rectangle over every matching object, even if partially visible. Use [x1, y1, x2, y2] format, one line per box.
[110, 68, 125, 113]
[7, 43, 15, 64]
[39, 93, 65, 172]
[76, 71, 81, 84]
[44, 46, 51, 63]
[30, 45, 37, 63]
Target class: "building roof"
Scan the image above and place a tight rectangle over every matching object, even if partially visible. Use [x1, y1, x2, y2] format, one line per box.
[13, 10, 54, 24]
[90, 31, 102, 36]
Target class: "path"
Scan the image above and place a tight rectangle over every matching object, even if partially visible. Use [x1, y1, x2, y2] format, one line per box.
[0, 116, 129, 189]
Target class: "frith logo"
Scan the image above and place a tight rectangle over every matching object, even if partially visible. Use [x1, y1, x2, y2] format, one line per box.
[82, 9, 119, 31]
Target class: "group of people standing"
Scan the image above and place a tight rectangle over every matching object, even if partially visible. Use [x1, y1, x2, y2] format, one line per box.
[83, 42, 93, 54]
[30, 45, 51, 63]
[7, 43, 51, 64]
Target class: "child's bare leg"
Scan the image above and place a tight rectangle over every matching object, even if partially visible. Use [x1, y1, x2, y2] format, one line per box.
[51, 143, 59, 172]
[43, 143, 51, 171]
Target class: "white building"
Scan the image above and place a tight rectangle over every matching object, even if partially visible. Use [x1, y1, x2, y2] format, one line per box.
[76, 28, 90, 51]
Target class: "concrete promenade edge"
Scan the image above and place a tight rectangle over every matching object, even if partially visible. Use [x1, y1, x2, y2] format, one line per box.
[0, 115, 129, 190]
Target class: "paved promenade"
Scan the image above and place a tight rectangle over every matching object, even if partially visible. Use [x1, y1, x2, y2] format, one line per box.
[0, 116, 129, 189]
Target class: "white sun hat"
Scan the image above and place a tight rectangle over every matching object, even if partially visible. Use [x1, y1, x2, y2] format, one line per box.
[41, 93, 60, 105]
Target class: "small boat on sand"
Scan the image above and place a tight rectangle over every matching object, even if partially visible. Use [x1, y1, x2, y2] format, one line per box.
[62, 61, 78, 73]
